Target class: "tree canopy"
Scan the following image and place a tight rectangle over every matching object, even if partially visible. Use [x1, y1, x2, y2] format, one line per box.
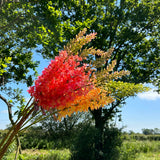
[1, 0, 159, 88]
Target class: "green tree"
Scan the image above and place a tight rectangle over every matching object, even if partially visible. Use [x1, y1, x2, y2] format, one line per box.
[1, 1, 159, 86]
[1, 1, 159, 159]
[7, 1, 156, 159]
[142, 128, 160, 135]
[153, 128, 160, 135]
[50, 1, 159, 159]
[142, 128, 154, 135]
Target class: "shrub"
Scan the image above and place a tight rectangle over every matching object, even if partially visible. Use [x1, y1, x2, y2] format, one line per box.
[72, 124, 96, 160]
[103, 127, 123, 160]
[72, 124, 122, 160]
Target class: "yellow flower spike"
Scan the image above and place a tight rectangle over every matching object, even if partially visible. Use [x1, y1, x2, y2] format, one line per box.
[56, 87, 114, 120]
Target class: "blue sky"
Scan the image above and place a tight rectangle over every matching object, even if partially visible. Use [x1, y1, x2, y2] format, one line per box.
[120, 90, 160, 133]
[0, 53, 160, 133]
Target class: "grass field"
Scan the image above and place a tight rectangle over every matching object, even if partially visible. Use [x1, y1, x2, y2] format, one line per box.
[4, 149, 71, 160]
[136, 152, 160, 160]
[3, 140, 160, 160]
[120, 140, 160, 160]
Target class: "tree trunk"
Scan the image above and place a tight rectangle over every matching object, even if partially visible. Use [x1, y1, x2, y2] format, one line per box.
[92, 108, 105, 160]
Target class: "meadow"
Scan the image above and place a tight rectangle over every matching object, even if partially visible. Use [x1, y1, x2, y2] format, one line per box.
[3, 139, 160, 160]
[1, 128, 160, 160]
[120, 140, 160, 160]
[5, 149, 71, 160]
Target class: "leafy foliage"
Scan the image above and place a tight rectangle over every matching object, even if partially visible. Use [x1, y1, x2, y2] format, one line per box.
[0, 1, 66, 88]
[105, 81, 150, 100]
[0, 57, 12, 76]
[72, 124, 123, 160]
[0, 3, 38, 87]
[44, 0, 159, 90]
[72, 124, 96, 160]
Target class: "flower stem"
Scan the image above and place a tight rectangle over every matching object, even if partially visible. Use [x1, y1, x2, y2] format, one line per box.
[0, 106, 34, 159]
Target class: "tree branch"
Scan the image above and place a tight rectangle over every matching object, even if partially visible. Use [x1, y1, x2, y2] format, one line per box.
[0, 94, 13, 124]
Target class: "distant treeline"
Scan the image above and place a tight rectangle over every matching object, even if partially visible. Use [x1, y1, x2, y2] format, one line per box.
[123, 134, 160, 141]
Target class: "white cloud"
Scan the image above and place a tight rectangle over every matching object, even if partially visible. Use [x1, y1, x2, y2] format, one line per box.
[0, 110, 8, 114]
[138, 90, 160, 100]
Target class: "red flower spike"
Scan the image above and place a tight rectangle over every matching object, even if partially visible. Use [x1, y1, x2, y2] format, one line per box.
[28, 50, 93, 111]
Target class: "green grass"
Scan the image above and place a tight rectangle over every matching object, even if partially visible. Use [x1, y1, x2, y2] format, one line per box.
[136, 152, 160, 160]
[4, 140, 160, 160]
[120, 140, 160, 160]
[6, 149, 71, 160]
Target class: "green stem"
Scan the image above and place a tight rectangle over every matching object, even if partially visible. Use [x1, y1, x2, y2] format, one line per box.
[0, 125, 14, 150]
[0, 107, 35, 159]
[0, 99, 34, 150]
[20, 110, 41, 129]
[19, 110, 59, 134]
[0, 97, 62, 159]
